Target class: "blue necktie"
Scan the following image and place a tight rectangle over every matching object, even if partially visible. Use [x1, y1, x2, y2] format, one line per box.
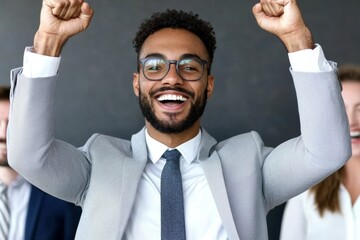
[161, 149, 186, 240]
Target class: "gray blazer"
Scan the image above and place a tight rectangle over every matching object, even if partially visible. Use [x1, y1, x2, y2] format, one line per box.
[8, 66, 351, 240]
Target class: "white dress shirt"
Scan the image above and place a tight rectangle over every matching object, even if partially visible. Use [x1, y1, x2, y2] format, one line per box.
[6, 176, 31, 240]
[280, 186, 360, 240]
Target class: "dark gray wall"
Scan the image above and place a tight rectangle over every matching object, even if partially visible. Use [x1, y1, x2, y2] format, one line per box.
[1, 0, 359, 239]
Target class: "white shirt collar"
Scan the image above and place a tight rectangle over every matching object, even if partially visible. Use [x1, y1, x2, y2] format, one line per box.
[0, 174, 27, 189]
[145, 128, 202, 164]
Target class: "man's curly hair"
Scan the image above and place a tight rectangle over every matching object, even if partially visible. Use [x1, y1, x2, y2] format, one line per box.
[133, 9, 216, 71]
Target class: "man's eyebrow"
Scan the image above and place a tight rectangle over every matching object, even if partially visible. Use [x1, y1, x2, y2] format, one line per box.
[180, 53, 202, 59]
[142, 53, 203, 60]
[143, 53, 165, 59]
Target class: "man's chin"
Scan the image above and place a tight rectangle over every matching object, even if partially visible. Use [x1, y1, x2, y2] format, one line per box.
[150, 121, 190, 134]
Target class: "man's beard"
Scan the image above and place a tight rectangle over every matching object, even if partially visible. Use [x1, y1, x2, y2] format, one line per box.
[138, 86, 207, 134]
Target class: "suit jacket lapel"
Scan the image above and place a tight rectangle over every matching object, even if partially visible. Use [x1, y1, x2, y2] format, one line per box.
[199, 129, 239, 239]
[117, 128, 148, 236]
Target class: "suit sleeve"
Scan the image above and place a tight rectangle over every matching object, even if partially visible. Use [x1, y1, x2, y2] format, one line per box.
[261, 62, 351, 207]
[7, 68, 93, 206]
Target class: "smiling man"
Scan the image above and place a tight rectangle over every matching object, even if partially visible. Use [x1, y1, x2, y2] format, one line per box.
[7, 0, 351, 239]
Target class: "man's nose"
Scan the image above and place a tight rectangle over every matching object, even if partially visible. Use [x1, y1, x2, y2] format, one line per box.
[161, 64, 184, 85]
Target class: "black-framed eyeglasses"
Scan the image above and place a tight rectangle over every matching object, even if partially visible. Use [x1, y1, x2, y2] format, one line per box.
[138, 56, 209, 81]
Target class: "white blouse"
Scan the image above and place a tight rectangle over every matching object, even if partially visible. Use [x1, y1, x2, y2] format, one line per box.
[280, 185, 360, 240]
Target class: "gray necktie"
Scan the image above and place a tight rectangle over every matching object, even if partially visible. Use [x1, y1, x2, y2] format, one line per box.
[161, 149, 186, 240]
[0, 183, 10, 239]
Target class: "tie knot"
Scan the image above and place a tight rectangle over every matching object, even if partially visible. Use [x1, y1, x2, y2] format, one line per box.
[162, 149, 181, 162]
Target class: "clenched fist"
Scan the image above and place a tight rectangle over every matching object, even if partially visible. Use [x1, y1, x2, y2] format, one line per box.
[34, 0, 94, 56]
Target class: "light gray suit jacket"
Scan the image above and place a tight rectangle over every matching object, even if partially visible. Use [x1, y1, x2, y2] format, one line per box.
[8, 65, 351, 240]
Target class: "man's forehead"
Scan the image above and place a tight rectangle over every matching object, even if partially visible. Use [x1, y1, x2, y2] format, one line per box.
[139, 28, 208, 59]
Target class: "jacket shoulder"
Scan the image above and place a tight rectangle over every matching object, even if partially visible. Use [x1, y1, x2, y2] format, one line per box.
[81, 133, 132, 160]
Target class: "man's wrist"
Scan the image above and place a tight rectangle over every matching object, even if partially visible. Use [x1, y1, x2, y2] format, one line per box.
[281, 27, 314, 53]
[33, 30, 67, 57]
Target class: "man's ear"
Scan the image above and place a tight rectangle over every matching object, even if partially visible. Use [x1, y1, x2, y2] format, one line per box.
[133, 73, 140, 97]
[206, 75, 215, 98]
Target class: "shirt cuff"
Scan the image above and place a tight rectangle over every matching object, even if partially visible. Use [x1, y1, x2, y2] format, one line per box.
[22, 46, 61, 78]
[288, 44, 332, 72]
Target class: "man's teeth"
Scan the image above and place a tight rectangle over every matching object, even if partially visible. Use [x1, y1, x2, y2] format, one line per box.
[158, 94, 187, 102]
[350, 131, 360, 138]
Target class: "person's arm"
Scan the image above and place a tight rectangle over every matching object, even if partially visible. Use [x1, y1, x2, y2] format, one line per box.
[252, 0, 351, 206]
[34, 0, 93, 57]
[253, 0, 331, 72]
[280, 194, 307, 240]
[253, 0, 313, 53]
[20, 0, 93, 78]
[7, 0, 94, 204]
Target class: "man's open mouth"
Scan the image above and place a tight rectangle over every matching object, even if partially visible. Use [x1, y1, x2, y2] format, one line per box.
[157, 94, 188, 104]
